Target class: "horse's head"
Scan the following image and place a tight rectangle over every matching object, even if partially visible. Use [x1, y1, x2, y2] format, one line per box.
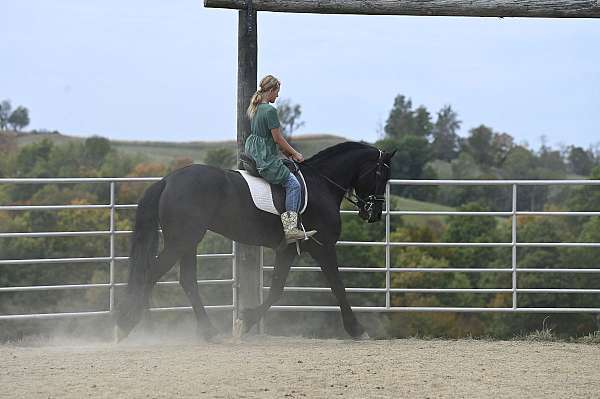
[353, 149, 396, 223]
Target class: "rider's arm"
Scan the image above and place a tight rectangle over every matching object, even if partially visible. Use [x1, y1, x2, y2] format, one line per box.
[271, 128, 304, 162]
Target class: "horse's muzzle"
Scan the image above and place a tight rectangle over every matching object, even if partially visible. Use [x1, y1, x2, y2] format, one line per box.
[367, 210, 382, 223]
[359, 204, 383, 223]
[358, 195, 384, 223]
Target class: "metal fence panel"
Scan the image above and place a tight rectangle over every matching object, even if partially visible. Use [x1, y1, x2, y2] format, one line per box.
[261, 179, 600, 314]
[0, 177, 236, 323]
[2, 178, 600, 327]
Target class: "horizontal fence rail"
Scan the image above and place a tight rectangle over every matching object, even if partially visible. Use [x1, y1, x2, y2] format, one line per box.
[0, 177, 237, 323]
[1, 178, 600, 326]
[262, 179, 600, 316]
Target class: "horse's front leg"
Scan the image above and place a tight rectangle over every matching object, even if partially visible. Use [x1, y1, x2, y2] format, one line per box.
[309, 244, 369, 339]
[236, 245, 296, 335]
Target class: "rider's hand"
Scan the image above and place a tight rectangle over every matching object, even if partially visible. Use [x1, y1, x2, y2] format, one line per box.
[292, 152, 304, 163]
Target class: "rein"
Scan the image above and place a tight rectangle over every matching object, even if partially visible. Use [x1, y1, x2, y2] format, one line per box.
[299, 150, 388, 212]
[300, 161, 361, 206]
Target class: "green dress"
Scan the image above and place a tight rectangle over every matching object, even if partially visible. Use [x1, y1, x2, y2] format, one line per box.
[244, 103, 290, 185]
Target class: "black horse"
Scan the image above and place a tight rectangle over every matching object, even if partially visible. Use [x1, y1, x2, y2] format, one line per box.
[116, 141, 395, 340]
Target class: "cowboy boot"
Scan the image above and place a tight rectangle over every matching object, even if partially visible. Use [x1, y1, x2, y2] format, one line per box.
[280, 211, 317, 243]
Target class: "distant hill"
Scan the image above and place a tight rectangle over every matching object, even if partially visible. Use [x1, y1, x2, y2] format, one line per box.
[12, 131, 349, 163]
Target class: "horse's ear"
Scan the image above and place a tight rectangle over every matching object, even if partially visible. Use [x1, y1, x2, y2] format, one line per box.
[386, 150, 397, 159]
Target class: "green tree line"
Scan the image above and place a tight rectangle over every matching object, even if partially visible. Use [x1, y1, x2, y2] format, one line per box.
[0, 99, 30, 132]
[1, 93, 600, 340]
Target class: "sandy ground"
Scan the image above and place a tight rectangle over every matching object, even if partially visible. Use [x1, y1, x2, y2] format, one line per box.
[1, 336, 599, 399]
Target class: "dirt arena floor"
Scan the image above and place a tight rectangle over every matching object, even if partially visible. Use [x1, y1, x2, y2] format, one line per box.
[1, 336, 599, 398]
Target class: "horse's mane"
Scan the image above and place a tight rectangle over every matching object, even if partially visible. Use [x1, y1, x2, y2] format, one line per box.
[304, 141, 375, 165]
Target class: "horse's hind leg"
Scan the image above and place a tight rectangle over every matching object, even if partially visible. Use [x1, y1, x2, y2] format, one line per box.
[179, 243, 219, 341]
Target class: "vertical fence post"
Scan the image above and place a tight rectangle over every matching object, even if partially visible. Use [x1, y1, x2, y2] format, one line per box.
[232, 241, 238, 323]
[235, 0, 261, 330]
[259, 246, 265, 333]
[109, 181, 117, 339]
[512, 184, 518, 309]
[385, 183, 391, 309]
[236, 0, 257, 167]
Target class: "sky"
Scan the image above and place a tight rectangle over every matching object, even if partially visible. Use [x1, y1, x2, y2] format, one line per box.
[2, 0, 599, 150]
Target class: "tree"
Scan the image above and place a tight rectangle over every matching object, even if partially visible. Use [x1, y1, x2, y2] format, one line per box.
[538, 138, 566, 174]
[169, 157, 193, 172]
[377, 136, 432, 181]
[431, 105, 461, 161]
[501, 146, 537, 179]
[385, 96, 433, 140]
[567, 166, 600, 212]
[567, 146, 594, 176]
[83, 136, 111, 169]
[277, 98, 305, 139]
[451, 152, 481, 179]
[492, 132, 515, 166]
[204, 147, 236, 169]
[0, 132, 17, 177]
[384, 95, 414, 139]
[0, 132, 17, 154]
[0, 100, 12, 130]
[590, 143, 600, 167]
[376, 135, 436, 199]
[413, 106, 433, 138]
[442, 202, 505, 292]
[463, 125, 495, 167]
[7, 106, 30, 131]
[501, 145, 550, 210]
[14, 139, 54, 177]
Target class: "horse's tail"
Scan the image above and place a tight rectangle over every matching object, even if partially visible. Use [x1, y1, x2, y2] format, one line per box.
[127, 178, 165, 293]
[116, 179, 166, 339]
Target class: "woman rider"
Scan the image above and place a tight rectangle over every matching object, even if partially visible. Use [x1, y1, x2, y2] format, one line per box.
[245, 75, 317, 243]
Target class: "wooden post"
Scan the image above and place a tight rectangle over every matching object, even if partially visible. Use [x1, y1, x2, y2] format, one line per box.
[205, 0, 600, 18]
[235, 0, 261, 321]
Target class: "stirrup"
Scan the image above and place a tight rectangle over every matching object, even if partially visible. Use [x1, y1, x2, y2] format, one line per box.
[299, 222, 317, 241]
[285, 225, 316, 244]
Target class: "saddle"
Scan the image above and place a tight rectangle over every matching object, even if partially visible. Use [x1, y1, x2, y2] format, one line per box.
[239, 153, 308, 215]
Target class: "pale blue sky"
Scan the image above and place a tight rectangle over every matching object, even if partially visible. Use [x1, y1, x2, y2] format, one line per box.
[2, 0, 599, 150]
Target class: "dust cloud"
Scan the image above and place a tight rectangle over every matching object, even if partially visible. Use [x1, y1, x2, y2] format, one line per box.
[2, 335, 600, 398]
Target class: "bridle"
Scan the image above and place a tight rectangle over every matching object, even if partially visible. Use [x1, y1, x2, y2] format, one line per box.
[301, 150, 390, 222]
[355, 150, 389, 221]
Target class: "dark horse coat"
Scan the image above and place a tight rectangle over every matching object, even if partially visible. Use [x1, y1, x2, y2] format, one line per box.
[117, 142, 395, 340]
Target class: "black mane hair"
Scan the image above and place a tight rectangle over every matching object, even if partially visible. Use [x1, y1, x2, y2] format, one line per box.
[304, 141, 376, 165]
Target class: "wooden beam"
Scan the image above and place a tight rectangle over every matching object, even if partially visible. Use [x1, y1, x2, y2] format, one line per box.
[235, 3, 262, 326]
[236, 9, 257, 163]
[205, 0, 600, 18]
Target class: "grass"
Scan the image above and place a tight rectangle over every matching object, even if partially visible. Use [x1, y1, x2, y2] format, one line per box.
[576, 331, 600, 344]
[390, 195, 456, 227]
[13, 131, 347, 164]
[513, 317, 600, 344]
[518, 329, 600, 344]
[522, 327, 557, 342]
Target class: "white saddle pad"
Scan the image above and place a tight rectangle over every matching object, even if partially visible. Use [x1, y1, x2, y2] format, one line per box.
[238, 170, 307, 215]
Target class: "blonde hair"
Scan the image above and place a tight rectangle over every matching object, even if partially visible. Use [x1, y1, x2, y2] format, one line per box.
[246, 75, 281, 119]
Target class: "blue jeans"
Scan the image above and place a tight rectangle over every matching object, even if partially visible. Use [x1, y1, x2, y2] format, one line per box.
[282, 173, 301, 213]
